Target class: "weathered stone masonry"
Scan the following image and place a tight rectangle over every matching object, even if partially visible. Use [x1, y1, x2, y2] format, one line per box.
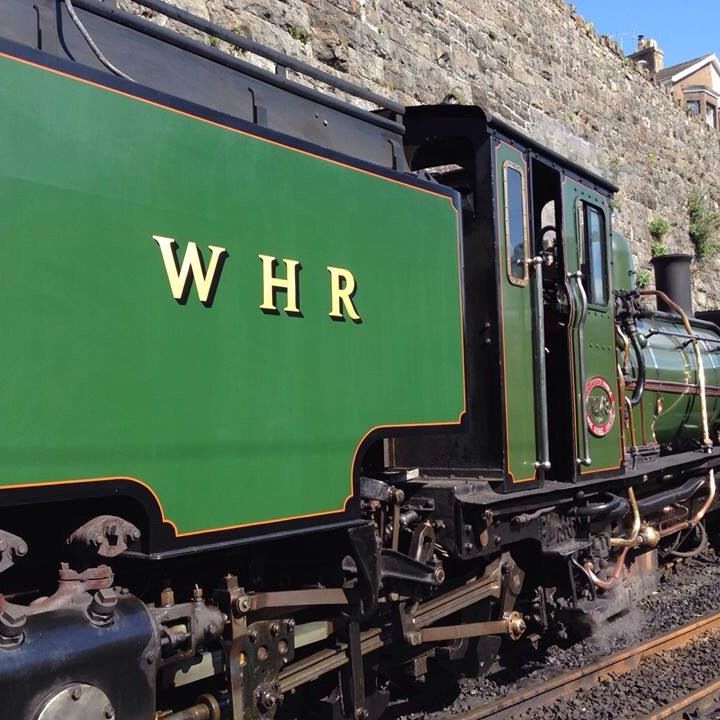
[134, 0, 720, 306]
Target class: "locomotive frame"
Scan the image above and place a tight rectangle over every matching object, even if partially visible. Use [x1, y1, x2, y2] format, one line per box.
[2, 2, 720, 719]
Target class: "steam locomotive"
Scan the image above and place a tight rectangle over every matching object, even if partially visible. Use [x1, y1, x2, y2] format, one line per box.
[1, 1, 719, 719]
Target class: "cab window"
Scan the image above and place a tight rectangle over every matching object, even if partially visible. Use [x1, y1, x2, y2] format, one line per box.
[579, 202, 608, 306]
[503, 162, 529, 285]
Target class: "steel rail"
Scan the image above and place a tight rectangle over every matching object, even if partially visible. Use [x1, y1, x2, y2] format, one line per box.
[451, 609, 720, 720]
[639, 675, 720, 720]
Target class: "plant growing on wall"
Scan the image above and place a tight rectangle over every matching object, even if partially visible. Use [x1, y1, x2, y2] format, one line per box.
[635, 268, 652, 289]
[648, 217, 670, 257]
[688, 189, 720, 261]
[287, 25, 311, 44]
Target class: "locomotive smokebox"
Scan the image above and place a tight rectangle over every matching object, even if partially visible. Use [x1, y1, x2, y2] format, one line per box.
[650, 253, 694, 317]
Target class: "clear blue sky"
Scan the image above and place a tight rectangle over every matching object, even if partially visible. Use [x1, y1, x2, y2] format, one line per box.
[570, 1, 720, 67]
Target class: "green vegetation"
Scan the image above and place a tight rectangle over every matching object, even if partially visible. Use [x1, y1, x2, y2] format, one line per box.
[650, 240, 666, 257]
[648, 217, 670, 257]
[688, 188, 720, 261]
[287, 25, 310, 44]
[603, 153, 624, 183]
[648, 217, 670, 241]
[602, 155, 624, 211]
[635, 268, 652, 289]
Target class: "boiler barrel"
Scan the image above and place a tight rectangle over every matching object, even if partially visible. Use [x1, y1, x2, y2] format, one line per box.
[633, 315, 720, 448]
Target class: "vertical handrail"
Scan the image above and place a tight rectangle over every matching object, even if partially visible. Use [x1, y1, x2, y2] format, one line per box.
[568, 271, 592, 466]
[530, 257, 551, 471]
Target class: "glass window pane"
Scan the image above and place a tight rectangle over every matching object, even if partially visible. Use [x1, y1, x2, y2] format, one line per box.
[505, 166, 527, 282]
[585, 205, 607, 305]
[706, 104, 716, 128]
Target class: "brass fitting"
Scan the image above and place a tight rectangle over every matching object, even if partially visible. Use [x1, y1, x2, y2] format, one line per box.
[504, 611, 526, 641]
[638, 524, 660, 548]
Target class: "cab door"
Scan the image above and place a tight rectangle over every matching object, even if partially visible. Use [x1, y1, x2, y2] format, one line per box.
[562, 180, 623, 478]
[495, 140, 539, 487]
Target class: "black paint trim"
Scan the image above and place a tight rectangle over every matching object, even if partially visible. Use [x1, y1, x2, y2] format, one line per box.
[489, 118, 617, 193]
[0, 478, 363, 556]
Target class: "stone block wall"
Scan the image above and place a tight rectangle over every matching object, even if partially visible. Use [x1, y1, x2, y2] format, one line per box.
[130, 0, 720, 307]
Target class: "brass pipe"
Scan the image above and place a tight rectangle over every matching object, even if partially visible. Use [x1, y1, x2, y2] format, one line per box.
[610, 486, 641, 547]
[616, 325, 632, 372]
[582, 546, 629, 591]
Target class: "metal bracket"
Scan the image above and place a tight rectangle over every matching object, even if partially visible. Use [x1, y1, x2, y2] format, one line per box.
[35, 0, 61, 55]
[216, 576, 295, 720]
[380, 549, 445, 587]
[68, 515, 140, 558]
[0, 530, 28, 574]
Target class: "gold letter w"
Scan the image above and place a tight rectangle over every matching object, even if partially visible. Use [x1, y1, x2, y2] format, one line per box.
[153, 235, 227, 306]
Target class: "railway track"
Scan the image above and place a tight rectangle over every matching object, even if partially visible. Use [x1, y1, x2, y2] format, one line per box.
[448, 609, 720, 720]
[640, 675, 720, 719]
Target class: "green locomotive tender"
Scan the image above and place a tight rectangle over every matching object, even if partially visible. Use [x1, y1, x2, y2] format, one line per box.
[1, 2, 720, 719]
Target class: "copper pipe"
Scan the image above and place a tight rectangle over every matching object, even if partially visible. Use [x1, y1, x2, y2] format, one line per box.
[610, 486, 641, 547]
[583, 546, 629, 591]
[658, 470, 716, 538]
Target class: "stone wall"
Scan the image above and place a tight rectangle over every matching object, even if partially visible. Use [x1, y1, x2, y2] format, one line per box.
[133, 0, 720, 307]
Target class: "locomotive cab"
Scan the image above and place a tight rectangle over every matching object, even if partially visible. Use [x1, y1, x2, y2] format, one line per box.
[390, 105, 623, 490]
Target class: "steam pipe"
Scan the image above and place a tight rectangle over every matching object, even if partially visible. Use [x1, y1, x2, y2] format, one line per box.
[582, 546, 629, 591]
[658, 475, 716, 538]
[636, 476, 706, 516]
[609, 486, 641, 547]
[570, 494, 628, 518]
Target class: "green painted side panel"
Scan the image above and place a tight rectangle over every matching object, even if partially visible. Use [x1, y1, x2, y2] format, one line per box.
[0, 55, 464, 533]
[562, 181, 623, 475]
[495, 142, 537, 484]
[612, 231, 635, 291]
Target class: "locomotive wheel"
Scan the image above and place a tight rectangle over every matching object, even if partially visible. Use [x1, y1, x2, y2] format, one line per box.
[435, 598, 502, 678]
